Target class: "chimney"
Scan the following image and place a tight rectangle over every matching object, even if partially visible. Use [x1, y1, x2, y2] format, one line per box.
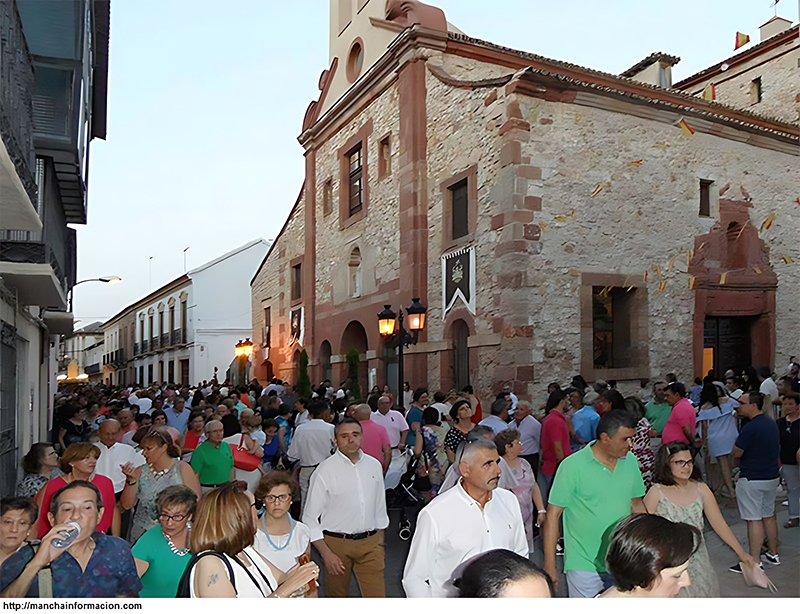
[620, 52, 681, 88]
[759, 16, 792, 41]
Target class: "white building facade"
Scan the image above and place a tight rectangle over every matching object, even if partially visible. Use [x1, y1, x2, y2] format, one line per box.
[107, 239, 270, 387]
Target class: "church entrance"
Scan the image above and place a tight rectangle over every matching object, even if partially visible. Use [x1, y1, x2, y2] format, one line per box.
[703, 317, 753, 379]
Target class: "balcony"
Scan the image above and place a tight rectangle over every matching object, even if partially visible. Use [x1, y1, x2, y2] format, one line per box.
[0, 224, 74, 309]
[16, 0, 111, 225]
[85, 363, 100, 375]
[150, 337, 158, 353]
[133, 342, 139, 356]
[171, 329, 184, 346]
[141, 339, 149, 353]
[161, 333, 168, 348]
[0, 0, 40, 232]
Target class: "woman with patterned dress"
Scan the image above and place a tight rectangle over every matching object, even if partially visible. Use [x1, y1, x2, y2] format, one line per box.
[16, 443, 61, 498]
[625, 397, 656, 489]
[644, 442, 756, 597]
[121, 428, 201, 543]
[444, 400, 475, 464]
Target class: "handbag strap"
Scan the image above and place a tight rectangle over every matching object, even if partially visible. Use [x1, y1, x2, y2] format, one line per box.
[232, 550, 274, 596]
[27, 542, 53, 598]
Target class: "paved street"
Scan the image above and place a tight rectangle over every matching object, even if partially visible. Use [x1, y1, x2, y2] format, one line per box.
[315, 487, 798, 598]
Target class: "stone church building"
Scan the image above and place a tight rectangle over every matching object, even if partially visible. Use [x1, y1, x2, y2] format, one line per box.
[251, 1, 799, 401]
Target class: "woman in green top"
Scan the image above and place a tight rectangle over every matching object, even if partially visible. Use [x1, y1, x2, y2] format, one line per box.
[132, 485, 198, 598]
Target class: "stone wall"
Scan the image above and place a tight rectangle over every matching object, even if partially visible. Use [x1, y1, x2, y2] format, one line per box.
[681, 35, 799, 125]
[251, 192, 305, 381]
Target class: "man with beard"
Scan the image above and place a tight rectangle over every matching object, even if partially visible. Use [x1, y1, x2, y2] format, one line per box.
[403, 438, 527, 597]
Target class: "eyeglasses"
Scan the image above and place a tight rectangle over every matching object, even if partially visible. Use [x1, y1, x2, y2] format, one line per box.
[670, 459, 694, 469]
[2, 519, 32, 529]
[158, 512, 188, 522]
[263, 494, 291, 504]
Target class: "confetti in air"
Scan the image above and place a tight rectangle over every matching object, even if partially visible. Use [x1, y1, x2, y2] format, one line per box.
[753, 266, 762, 274]
[734, 32, 750, 50]
[760, 211, 776, 232]
[554, 215, 568, 223]
[720, 272, 729, 285]
[667, 256, 676, 272]
[539, 222, 548, 233]
[675, 118, 694, 137]
[689, 276, 697, 289]
[781, 255, 794, 264]
[627, 160, 644, 167]
[701, 83, 716, 101]
[591, 182, 611, 197]
[570, 209, 577, 221]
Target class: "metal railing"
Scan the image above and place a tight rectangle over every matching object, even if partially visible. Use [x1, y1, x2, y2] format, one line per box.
[0, 0, 36, 207]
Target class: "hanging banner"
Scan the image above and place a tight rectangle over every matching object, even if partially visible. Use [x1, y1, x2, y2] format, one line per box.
[289, 307, 304, 346]
[441, 246, 476, 317]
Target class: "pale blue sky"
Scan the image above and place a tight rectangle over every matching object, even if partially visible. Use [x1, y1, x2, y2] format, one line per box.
[73, 0, 798, 325]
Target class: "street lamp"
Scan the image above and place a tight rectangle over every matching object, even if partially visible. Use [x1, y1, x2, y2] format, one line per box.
[68, 276, 122, 311]
[378, 298, 427, 411]
[235, 338, 253, 385]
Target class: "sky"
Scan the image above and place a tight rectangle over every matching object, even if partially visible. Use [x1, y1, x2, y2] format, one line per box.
[72, 0, 799, 327]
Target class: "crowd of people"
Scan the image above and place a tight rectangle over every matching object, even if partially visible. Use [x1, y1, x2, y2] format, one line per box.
[0, 363, 797, 599]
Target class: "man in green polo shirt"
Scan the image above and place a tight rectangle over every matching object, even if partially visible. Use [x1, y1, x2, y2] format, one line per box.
[190, 420, 234, 492]
[543, 410, 645, 598]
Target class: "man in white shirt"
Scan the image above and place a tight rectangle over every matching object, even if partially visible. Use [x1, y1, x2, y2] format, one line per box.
[508, 400, 542, 478]
[479, 398, 511, 435]
[403, 438, 527, 597]
[94, 419, 144, 539]
[303, 417, 389, 598]
[287, 400, 335, 511]
[370, 395, 409, 455]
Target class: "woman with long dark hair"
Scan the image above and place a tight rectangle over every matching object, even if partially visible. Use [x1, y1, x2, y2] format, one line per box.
[643, 442, 755, 596]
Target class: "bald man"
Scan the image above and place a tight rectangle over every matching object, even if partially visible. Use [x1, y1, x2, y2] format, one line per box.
[354, 404, 391, 474]
[95, 419, 144, 540]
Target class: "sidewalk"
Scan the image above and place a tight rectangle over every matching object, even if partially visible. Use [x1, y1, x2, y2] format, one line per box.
[710, 490, 798, 598]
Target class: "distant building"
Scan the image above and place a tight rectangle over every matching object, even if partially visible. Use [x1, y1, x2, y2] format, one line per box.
[251, 1, 798, 402]
[58, 322, 105, 383]
[103, 239, 270, 387]
[0, 0, 110, 494]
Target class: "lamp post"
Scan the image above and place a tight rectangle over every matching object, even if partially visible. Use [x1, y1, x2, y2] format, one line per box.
[235, 338, 253, 386]
[68, 276, 122, 312]
[378, 298, 426, 411]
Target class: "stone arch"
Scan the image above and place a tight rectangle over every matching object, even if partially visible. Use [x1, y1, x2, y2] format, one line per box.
[340, 320, 369, 392]
[348, 246, 362, 298]
[319, 340, 333, 383]
[441, 309, 477, 393]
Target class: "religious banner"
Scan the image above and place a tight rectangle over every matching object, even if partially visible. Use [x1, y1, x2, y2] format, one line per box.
[289, 307, 304, 346]
[441, 246, 476, 317]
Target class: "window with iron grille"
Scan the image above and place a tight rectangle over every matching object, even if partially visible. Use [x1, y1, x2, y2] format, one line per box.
[348, 146, 363, 216]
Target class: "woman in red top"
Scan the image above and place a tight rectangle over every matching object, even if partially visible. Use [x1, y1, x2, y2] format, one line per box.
[181, 411, 206, 461]
[34, 442, 117, 538]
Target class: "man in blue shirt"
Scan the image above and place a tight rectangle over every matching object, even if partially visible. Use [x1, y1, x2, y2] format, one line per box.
[0, 481, 142, 598]
[570, 390, 601, 449]
[732, 391, 781, 570]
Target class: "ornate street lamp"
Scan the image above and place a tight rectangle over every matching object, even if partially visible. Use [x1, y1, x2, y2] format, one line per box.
[234, 338, 253, 385]
[378, 298, 427, 411]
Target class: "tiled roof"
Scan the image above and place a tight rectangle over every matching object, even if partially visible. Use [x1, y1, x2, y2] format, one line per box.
[446, 31, 799, 137]
[620, 52, 681, 78]
[673, 24, 799, 89]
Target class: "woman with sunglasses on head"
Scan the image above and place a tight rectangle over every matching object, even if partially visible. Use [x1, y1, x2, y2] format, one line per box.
[132, 485, 198, 597]
[643, 442, 756, 596]
[121, 428, 202, 543]
[251, 473, 312, 581]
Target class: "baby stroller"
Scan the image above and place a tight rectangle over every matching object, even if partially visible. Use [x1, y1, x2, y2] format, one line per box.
[385, 450, 428, 540]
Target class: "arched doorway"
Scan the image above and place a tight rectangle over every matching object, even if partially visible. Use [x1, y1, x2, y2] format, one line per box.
[341, 321, 369, 396]
[452, 319, 470, 391]
[319, 340, 333, 383]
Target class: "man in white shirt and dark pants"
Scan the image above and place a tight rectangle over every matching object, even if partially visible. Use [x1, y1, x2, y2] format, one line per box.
[370, 395, 409, 455]
[403, 438, 527, 597]
[287, 400, 335, 512]
[303, 417, 389, 597]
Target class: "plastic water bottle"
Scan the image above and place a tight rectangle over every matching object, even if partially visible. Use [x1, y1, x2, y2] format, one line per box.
[51, 521, 81, 548]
